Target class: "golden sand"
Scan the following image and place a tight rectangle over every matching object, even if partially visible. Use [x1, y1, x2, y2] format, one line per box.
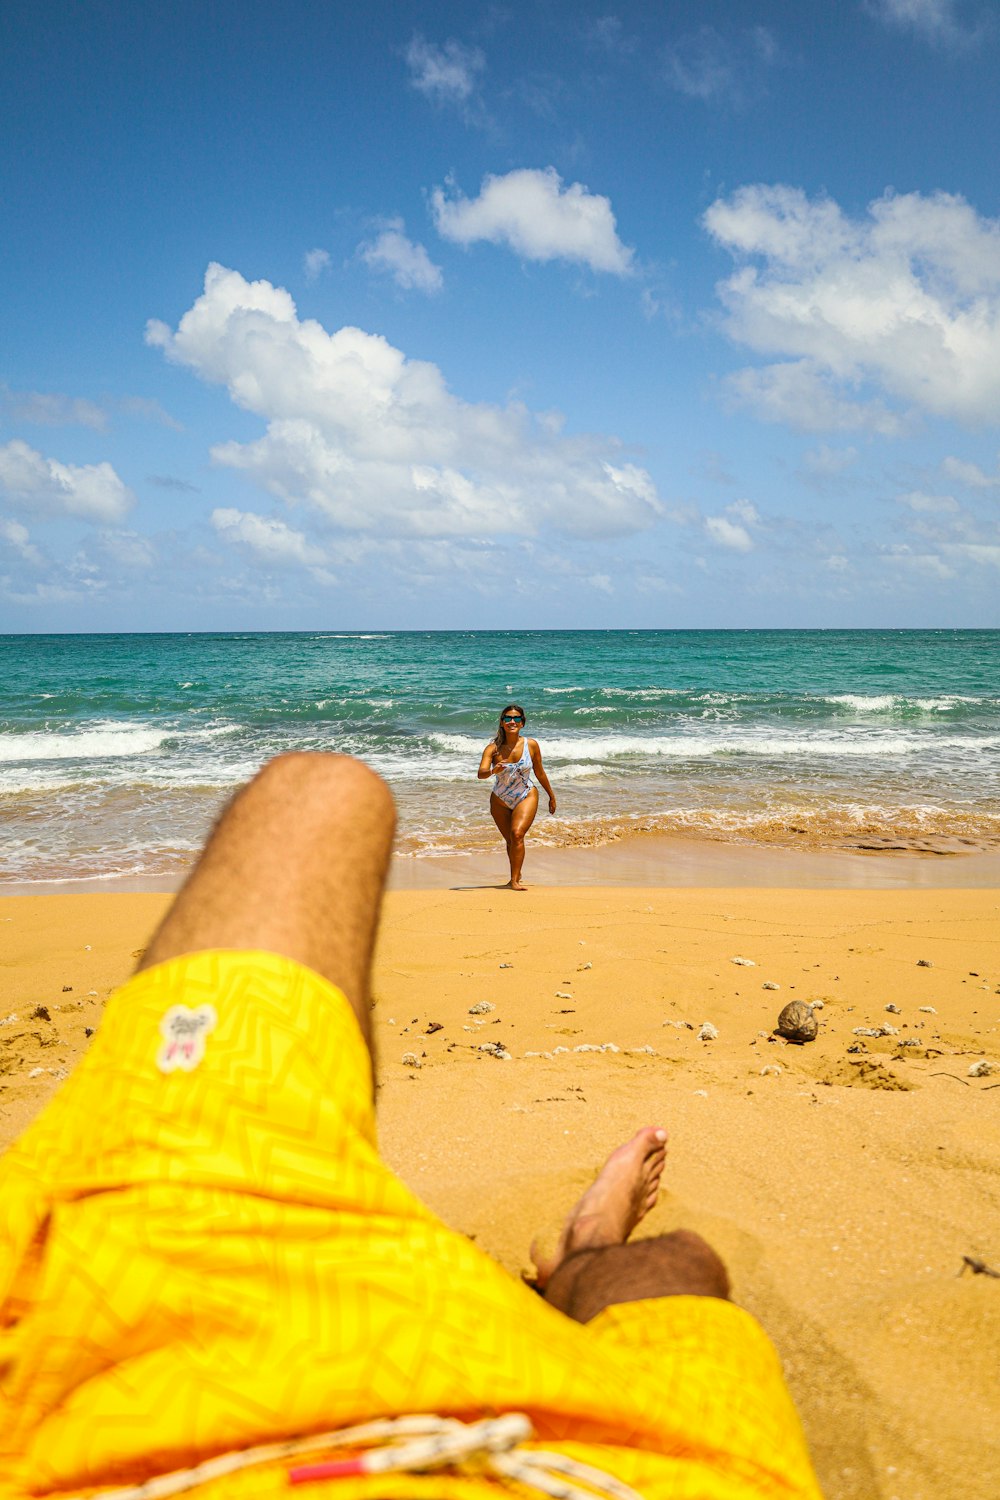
[1, 883, 998, 1500]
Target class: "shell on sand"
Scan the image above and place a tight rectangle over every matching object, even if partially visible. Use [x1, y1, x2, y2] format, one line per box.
[775, 1000, 818, 1044]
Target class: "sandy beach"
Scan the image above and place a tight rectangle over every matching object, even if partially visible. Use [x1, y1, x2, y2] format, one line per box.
[2, 869, 998, 1500]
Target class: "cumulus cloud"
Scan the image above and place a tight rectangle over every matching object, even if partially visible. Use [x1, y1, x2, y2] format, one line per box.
[724, 362, 907, 435]
[0, 439, 133, 522]
[359, 221, 443, 293]
[705, 185, 1000, 429]
[802, 444, 859, 475]
[0, 518, 42, 564]
[704, 499, 758, 551]
[431, 168, 634, 275]
[212, 507, 329, 568]
[897, 490, 961, 513]
[664, 25, 778, 105]
[866, 0, 982, 45]
[146, 265, 662, 542]
[1, 386, 107, 430]
[99, 529, 155, 569]
[405, 35, 484, 106]
[304, 248, 331, 283]
[942, 454, 1000, 487]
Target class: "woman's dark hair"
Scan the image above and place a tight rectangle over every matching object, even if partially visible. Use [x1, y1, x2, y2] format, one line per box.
[494, 703, 526, 751]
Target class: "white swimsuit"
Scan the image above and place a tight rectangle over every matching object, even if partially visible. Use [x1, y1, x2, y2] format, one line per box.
[492, 740, 533, 809]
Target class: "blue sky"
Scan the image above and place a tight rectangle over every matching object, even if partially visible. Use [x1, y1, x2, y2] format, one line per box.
[3, 0, 1000, 630]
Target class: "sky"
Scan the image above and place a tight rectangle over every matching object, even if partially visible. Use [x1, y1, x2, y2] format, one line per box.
[3, 0, 1000, 632]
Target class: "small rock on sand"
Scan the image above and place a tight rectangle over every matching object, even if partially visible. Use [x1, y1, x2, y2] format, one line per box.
[968, 1060, 997, 1077]
[885, 1003, 901, 1014]
[732, 957, 755, 967]
[698, 1022, 719, 1041]
[468, 1001, 495, 1015]
[916, 959, 932, 968]
[762, 982, 780, 991]
[401, 1053, 421, 1068]
[775, 1001, 818, 1044]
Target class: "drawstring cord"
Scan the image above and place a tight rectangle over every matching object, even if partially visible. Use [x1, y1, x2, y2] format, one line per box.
[69, 1413, 645, 1500]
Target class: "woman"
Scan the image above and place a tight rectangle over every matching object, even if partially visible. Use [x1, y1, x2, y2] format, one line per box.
[477, 703, 556, 890]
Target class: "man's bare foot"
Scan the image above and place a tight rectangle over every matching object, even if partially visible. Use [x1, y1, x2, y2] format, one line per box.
[508, 879, 527, 891]
[530, 1126, 668, 1288]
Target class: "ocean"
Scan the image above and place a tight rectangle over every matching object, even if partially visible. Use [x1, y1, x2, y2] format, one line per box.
[1, 629, 997, 883]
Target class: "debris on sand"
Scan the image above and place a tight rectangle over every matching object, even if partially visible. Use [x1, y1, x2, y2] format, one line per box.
[32, 1005, 51, 1022]
[401, 1053, 422, 1068]
[776, 1001, 818, 1044]
[478, 1041, 511, 1060]
[698, 1022, 719, 1041]
[968, 1060, 997, 1077]
[731, 956, 756, 967]
[469, 1001, 495, 1015]
[919, 1005, 937, 1014]
[917, 959, 933, 968]
[425, 1021, 443, 1034]
[762, 981, 780, 991]
[885, 1003, 901, 1014]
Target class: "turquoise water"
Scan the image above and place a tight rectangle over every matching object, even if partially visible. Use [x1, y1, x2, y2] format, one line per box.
[0, 629, 997, 881]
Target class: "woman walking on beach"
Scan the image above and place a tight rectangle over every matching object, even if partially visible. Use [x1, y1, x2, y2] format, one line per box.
[478, 703, 556, 890]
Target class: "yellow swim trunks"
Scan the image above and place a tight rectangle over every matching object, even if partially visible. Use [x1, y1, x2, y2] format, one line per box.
[0, 952, 822, 1500]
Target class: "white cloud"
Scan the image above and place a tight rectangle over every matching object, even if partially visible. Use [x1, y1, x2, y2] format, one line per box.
[664, 25, 778, 105]
[802, 444, 859, 476]
[705, 185, 1000, 428]
[727, 497, 760, 526]
[405, 35, 484, 105]
[942, 454, 1000, 487]
[303, 249, 331, 283]
[947, 542, 1000, 566]
[1, 387, 107, 430]
[705, 514, 753, 551]
[359, 221, 443, 293]
[723, 362, 907, 435]
[897, 490, 961, 514]
[147, 264, 662, 542]
[0, 439, 133, 522]
[212, 507, 329, 568]
[119, 395, 183, 431]
[99, 529, 155, 569]
[431, 168, 634, 275]
[886, 543, 956, 578]
[867, 0, 980, 44]
[0, 518, 42, 564]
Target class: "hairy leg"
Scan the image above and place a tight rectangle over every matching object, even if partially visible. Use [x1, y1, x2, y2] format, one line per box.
[533, 1128, 730, 1324]
[507, 789, 538, 890]
[139, 752, 396, 1054]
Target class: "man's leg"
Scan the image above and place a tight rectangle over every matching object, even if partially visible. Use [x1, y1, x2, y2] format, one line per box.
[534, 1128, 730, 1324]
[140, 752, 395, 1056]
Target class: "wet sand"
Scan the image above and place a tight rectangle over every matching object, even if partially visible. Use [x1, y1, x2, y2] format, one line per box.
[1, 875, 998, 1500]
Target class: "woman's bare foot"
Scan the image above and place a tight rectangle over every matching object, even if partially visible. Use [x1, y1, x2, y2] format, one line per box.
[530, 1126, 668, 1289]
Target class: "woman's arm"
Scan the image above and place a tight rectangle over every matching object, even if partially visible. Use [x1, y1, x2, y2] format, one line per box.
[478, 742, 501, 779]
[529, 740, 556, 813]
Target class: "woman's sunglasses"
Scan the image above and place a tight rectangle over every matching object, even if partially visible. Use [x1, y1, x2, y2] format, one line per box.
[502, 715, 524, 724]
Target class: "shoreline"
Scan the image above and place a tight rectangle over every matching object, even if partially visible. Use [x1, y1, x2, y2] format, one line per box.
[3, 827, 1000, 897]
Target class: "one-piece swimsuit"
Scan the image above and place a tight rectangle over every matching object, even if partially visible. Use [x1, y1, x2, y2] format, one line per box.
[492, 739, 533, 809]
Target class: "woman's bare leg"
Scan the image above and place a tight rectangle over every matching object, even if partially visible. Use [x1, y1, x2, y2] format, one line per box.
[139, 753, 396, 1055]
[490, 795, 514, 884]
[507, 789, 538, 890]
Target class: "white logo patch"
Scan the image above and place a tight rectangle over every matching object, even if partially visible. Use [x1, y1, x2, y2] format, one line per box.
[156, 1003, 218, 1073]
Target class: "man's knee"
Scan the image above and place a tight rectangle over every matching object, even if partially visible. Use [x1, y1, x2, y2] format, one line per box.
[544, 1230, 730, 1324]
[250, 752, 394, 816]
[653, 1229, 730, 1299]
